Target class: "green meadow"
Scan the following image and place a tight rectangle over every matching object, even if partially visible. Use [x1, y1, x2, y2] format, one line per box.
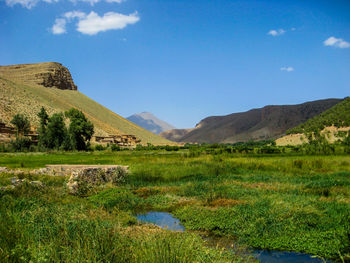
[0, 151, 349, 262]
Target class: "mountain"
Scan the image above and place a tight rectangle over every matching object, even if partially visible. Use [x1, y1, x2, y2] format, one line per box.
[0, 62, 172, 145]
[127, 112, 176, 134]
[159, 99, 343, 144]
[286, 97, 350, 134]
[160, 128, 193, 141]
[276, 97, 350, 146]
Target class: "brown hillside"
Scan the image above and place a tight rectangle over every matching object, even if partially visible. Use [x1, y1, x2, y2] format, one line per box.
[161, 99, 342, 144]
[159, 128, 192, 142]
[0, 62, 172, 145]
[0, 62, 77, 90]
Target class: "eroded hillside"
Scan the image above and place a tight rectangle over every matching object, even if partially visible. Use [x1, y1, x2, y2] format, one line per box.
[0, 62, 171, 145]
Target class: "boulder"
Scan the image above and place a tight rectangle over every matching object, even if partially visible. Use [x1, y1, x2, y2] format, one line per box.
[8, 177, 45, 188]
[30, 181, 45, 188]
[10, 177, 28, 186]
[67, 166, 128, 195]
[0, 167, 8, 173]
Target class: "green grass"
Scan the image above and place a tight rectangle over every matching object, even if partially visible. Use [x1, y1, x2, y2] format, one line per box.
[0, 173, 244, 263]
[0, 151, 349, 261]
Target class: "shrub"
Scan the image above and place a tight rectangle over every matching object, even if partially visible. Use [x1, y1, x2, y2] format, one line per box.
[111, 144, 121, 151]
[10, 137, 32, 152]
[94, 144, 105, 151]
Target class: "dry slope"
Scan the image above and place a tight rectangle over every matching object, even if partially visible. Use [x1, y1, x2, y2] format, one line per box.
[160, 99, 342, 143]
[0, 62, 171, 145]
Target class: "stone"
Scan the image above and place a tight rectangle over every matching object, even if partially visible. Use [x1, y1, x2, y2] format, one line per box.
[30, 168, 49, 175]
[0, 167, 8, 173]
[10, 177, 28, 186]
[67, 166, 128, 195]
[0, 185, 15, 191]
[30, 181, 45, 188]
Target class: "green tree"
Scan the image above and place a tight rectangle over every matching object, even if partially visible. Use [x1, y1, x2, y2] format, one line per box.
[46, 113, 67, 149]
[65, 108, 94, 150]
[37, 107, 49, 149]
[343, 131, 350, 154]
[10, 114, 30, 137]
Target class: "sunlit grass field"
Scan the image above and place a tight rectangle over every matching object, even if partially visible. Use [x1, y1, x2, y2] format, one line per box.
[0, 151, 349, 262]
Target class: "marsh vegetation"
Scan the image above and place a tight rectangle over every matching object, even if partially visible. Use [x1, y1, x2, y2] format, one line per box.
[0, 150, 349, 262]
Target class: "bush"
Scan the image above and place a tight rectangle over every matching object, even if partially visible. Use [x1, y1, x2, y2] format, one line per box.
[111, 144, 121, 151]
[94, 144, 105, 151]
[10, 137, 32, 152]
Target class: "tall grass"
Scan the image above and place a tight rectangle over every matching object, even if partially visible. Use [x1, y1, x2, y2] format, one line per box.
[0, 174, 247, 263]
[0, 151, 349, 261]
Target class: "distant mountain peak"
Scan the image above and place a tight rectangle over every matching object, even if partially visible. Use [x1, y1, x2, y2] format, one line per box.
[127, 112, 176, 135]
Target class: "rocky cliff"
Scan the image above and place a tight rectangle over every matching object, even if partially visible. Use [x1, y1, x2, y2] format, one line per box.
[0, 62, 77, 90]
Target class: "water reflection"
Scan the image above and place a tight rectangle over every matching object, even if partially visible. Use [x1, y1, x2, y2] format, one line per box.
[136, 211, 185, 231]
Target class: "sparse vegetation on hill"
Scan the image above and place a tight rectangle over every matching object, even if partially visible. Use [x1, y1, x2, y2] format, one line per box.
[0, 62, 171, 145]
[161, 99, 342, 144]
[287, 97, 350, 135]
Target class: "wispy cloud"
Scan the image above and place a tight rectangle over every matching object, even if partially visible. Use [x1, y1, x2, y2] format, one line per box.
[267, 29, 286, 37]
[5, 0, 57, 9]
[52, 10, 140, 35]
[5, 0, 123, 8]
[280, 67, 294, 72]
[324, 36, 350, 49]
[64, 11, 86, 19]
[52, 18, 66, 34]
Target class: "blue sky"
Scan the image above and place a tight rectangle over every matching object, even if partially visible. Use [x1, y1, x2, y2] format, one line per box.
[1, 0, 350, 128]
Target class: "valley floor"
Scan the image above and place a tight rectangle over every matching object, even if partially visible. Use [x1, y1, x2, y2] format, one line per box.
[0, 151, 349, 262]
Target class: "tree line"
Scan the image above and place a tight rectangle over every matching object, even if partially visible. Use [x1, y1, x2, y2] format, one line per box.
[9, 107, 94, 151]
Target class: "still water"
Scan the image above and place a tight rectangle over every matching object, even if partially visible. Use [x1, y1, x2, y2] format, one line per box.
[136, 211, 185, 231]
[136, 212, 331, 263]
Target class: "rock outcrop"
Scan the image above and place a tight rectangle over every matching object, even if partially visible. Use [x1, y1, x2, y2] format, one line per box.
[0, 165, 128, 195]
[67, 166, 128, 195]
[0, 62, 77, 90]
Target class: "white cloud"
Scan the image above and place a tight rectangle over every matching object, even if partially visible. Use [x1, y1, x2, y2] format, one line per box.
[106, 0, 124, 2]
[268, 29, 285, 37]
[52, 10, 140, 35]
[52, 18, 66, 34]
[5, 0, 56, 9]
[324, 36, 350, 49]
[280, 67, 294, 72]
[64, 11, 86, 19]
[76, 11, 139, 35]
[5, 0, 123, 8]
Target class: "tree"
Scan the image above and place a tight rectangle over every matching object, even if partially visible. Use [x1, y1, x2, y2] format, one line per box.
[65, 108, 94, 150]
[46, 113, 67, 149]
[343, 131, 350, 154]
[38, 107, 49, 127]
[37, 107, 49, 149]
[10, 114, 30, 137]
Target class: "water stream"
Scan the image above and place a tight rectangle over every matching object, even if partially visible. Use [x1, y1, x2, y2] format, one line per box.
[136, 211, 185, 231]
[136, 212, 331, 263]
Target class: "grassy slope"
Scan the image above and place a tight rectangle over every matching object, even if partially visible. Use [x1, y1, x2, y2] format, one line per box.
[0, 75, 171, 145]
[287, 97, 350, 134]
[0, 151, 349, 260]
